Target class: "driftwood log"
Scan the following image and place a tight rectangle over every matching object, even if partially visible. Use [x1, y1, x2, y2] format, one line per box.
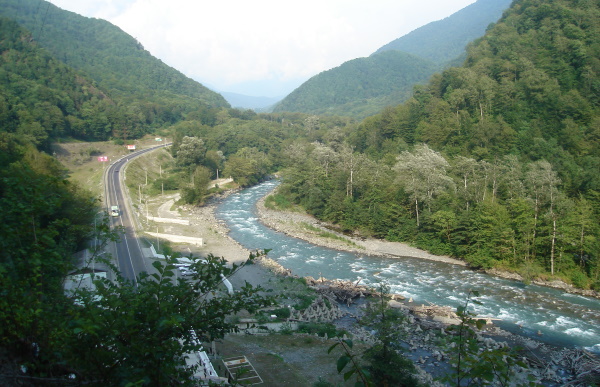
[557, 349, 600, 386]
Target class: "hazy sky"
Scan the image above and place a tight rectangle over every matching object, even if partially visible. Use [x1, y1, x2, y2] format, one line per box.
[48, 0, 477, 97]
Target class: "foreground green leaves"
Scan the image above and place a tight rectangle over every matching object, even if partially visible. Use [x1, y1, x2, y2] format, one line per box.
[60, 251, 274, 386]
[440, 290, 539, 387]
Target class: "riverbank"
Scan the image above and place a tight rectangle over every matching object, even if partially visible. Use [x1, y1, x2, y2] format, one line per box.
[255, 195, 467, 267]
[255, 188, 600, 300]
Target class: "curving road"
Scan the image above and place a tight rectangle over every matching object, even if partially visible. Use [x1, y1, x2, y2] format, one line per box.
[104, 144, 170, 285]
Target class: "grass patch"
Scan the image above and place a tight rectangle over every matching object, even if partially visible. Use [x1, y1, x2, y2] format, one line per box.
[297, 322, 348, 338]
[299, 222, 363, 249]
[265, 193, 292, 210]
[217, 334, 366, 386]
[264, 193, 304, 212]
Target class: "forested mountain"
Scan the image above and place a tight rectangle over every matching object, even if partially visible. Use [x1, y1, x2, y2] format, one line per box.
[375, 0, 512, 64]
[0, 0, 227, 107]
[277, 0, 600, 289]
[0, 17, 143, 145]
[0, 0, 229, 142]
[273, 0, 512, 119]
[273, 51, 439, 118]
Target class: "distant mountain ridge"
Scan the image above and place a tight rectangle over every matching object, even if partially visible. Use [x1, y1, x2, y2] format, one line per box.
[274, 51, 439, 118]
[375, 0, 512, 63]
[220, 91, 282, 111]
[273, 0, 512, 119]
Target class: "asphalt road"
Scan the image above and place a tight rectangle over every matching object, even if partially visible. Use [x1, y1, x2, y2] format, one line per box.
[104, 144, 170, 285]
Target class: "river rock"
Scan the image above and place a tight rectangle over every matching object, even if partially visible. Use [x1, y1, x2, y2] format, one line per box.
[432, 315, 461, 325]
[388, 300, 407, 309]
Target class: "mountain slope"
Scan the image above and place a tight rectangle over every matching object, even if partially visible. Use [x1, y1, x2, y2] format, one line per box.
[273, 51, 438, 118]
[375, 0, 512, 64]
[273, 0, 512, 119]
[352, 0, 600, 182]
[0, 17, 134, 144]
[0, 0, 228, 108]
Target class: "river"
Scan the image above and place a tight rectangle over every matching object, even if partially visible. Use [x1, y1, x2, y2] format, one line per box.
[216, 180, 600, 353]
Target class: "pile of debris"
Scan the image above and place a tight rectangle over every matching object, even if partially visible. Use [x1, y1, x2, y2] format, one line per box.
[255, 256, 293, 277]
[304, 276, 377, 306]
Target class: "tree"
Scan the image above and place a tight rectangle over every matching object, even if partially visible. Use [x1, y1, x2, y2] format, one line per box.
[327, 284, 422, 387]
[63, 252, 273, 386]
[311, 142, 338, 178]
[394, 144, 454, 226]
[452, 156, 483, 212]
[180, 165, 212, 204]
[441, 291, 534, 387]
[525, 160, 560, 273]
[432, 210, 458, 242]
[338, 144, 373, 198]
[468, 199, 514, 268]
[360, 283, 423, 387]
[176, 136, 206, 167]
[204, 149, 225, 178]
[223, 147, 271, 187]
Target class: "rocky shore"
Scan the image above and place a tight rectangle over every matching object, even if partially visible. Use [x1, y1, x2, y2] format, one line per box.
[253, 257, 600, 386]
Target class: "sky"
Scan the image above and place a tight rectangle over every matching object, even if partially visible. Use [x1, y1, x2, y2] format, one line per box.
[48, 0, 477, 98]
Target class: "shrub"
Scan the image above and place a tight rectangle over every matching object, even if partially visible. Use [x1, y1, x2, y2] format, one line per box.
[279, 321, 294, 335]
[294, 294, 316, 310]
[272, 307, 291, 319]
[569, 270, 589, 289]
[465, 249, 495, 270]
[265, 193, 292, 210]
[297, 322, 339, 338]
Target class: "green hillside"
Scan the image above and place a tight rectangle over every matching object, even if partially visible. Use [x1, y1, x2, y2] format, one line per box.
[375, 0, 512, 64]
[0, 17, 133, 144]
[273, 51, 439, 118]
[273, 0, 512, 119]
[0, 0, 228, 113]
[278, 0, 600, 288]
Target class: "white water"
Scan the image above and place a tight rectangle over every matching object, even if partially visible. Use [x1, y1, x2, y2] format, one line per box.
[217, 180, 600, 352]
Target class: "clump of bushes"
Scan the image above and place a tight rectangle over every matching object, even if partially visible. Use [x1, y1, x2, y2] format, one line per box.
[264, 193, 293, 210]
[294, 294, 316, 311]
[297, 322, 348, 338]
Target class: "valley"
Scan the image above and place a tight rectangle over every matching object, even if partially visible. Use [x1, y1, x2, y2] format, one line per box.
[1, 0, 599, 385]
